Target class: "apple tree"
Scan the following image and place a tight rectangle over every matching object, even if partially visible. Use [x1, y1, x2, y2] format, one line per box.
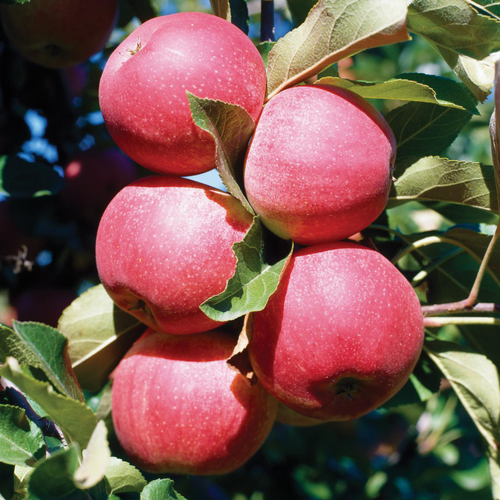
[0, 0, 500, 499]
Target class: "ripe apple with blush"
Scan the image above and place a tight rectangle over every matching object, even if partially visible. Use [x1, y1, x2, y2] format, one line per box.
[249, 241, 424, 421]
[99, 12, 267, 176]
[96, 176, 253, 335]
[111, 329, 278, 475]
[1, 0, 118, 68]
[243, 84, 396, 245]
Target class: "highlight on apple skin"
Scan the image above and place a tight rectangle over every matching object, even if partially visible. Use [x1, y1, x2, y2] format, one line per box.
[1, 0, 118, 68]
[249, 241, 424, 422]
[111, 329, 278, 475]
[95, 176, 253, 335]
[243, 84, 397, 245]
[99, 12, 267, 176]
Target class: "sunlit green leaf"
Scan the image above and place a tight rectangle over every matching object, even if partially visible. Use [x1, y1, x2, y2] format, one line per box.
[425, 338, 500, 452]
[105, 457, 147, 495]
[201, 218, 293, 322]
[390, 156, 498, 213]
[27, 446, 80, 500]
[58, 285, 144, 392]
[6, 321, 83, 402]
[316, 73, 478, 113]
[188, 93, 255, 214]
[0, 405, 45, 466]
[266, 0, 409, 99]
[74, 421, 110, 490]
[0, 358, 97, 448]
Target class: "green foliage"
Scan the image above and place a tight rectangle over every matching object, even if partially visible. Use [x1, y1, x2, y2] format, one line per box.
[201, 218, 293, 321]
[57, 285, 144, 391]
[266, 0, 409, 98]
[390, 157, 499, 213]
[0, 405, 45, 466]
[140, 479, 187, 500]
[0, 358, 97, 448]
[187, 92, 255, 214]
[0, 156, 65, 198]
[2, 0, 500, 498]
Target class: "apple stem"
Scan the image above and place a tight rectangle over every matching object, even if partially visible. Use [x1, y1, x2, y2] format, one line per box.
[261, 0, 275, 42]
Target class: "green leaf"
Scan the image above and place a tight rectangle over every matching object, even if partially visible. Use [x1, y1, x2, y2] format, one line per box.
[435, 44, 497, 102]
[7, 321, 84, 402]
[425, 338, 500, 455]
[0, 156, 65, 198]
[210, 0, 230, 21]
[104, 457, 147, 494]
[266, 0, 409, 99]
[386, 102, 473, 161]
[0, 0, 30, 4]
[407, 0, 500, 100]
[73, 421, 110, 490]
[200, 218, 293, 322]
[57, 285, 144, 392]
[487, 450, 500, 500]
[408, 0, 500, 60]
[258, 41, 276, 69]
[316, 73, 478, 113]
[390, 157, 499, 214]
[187, 93, 255, 214]
[12, 465, 32, 500]
[286, 0, 318, 26]
[140, 479, 187, 500]
[27, 446, 80, 500]
[444, 226, 500, 279]
[0, 405, 45, 466]
[0, 358, 97, 448]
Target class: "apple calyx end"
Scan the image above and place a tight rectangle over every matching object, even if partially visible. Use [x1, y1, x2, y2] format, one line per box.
[335, 378, 359, 402]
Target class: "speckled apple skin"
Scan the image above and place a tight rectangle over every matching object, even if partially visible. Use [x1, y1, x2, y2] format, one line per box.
[1, 0, 118, 68]
[96, 176, 253, 335]
[99, 12, 267, 176]
[243, 85, 396, 245]
[249, 241, 424, 421]
[112, 329, 278, 475]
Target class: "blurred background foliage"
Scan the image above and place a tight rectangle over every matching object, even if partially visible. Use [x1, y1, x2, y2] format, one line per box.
[0, 0, 497, 499]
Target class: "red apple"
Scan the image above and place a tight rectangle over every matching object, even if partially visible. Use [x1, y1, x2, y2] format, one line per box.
[61, 148, 137, 226]
[112, 329, 278, 475]
[96, 176, 253, 335]
[1, 0, 118, 69]
[99, 12, 267, 176]
[249, 241, 424, 421]
[243, 84, 396, 245]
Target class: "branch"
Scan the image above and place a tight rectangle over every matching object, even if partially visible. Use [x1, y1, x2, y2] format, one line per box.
[424, 316, 500, 327]
[422, 302, 500, 316]
[0, 377, 66, 445]
[261, 0, 275, 42]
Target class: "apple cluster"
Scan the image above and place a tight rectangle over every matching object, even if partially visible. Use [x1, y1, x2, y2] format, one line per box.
[94, 12, 424, 475]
